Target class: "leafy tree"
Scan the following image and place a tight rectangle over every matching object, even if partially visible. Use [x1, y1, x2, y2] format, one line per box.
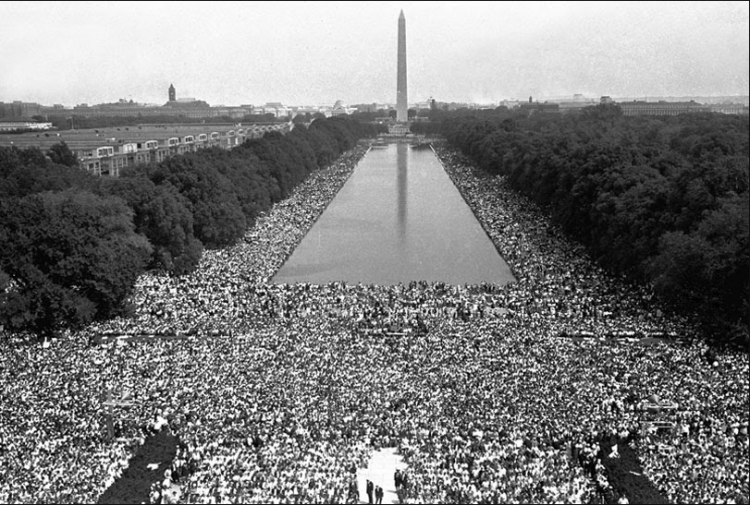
[306, 123, 339, 167]
[0, 145, 94, 198]
[650, 193, 749, 347]
[0, 116, 379, 338]
[97, 177, 203, 275]
[0, 190, 151, 337]
[292, 113, 309, 124]
[127, 156, 246, 249]
[47, 141, 79, 167]
[439, 108, 749, 347]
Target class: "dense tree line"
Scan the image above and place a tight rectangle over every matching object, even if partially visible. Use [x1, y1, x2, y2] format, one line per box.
[1, 116, 378, 338]
[0, 189, 152, 337]
[430, 106, 749, 348]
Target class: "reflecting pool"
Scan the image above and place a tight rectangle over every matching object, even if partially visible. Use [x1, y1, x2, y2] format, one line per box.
[272, 143, 515, 285]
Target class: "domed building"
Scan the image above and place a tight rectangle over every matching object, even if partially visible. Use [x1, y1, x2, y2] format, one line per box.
[331, 100, 354, 116]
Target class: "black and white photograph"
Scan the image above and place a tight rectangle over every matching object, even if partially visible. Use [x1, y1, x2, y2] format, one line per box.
[0, 1, 748, 503]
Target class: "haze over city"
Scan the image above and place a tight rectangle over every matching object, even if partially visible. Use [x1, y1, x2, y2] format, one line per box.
[1, 0, 748, 106]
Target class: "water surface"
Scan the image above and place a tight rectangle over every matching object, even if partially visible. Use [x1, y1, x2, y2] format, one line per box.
[273, 143, 515, 285]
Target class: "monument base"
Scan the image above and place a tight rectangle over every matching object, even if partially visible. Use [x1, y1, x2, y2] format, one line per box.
[388, 122, 411, 136]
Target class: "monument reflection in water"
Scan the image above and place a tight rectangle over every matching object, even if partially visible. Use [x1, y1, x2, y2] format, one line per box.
[397, 141, 407, 240]
[272, 143, 515, 285]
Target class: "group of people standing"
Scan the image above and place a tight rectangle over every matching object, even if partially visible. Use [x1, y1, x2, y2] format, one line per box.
[0, 143, 747, 504]
[362, 469, 408, 504]
[365, 479, 384, 504]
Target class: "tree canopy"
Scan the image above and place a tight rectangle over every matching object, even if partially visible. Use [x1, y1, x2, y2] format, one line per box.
[433, 108, 749, 348]
[0, 189, 151, 337]
[0, 117, 378, 338]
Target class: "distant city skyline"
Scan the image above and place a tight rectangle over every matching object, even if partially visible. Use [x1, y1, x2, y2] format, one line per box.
[1, 1, 748, 106]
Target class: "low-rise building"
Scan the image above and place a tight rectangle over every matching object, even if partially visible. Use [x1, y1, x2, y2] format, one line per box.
[709, 104, 749, 115]
[517, 101, 560, 115]
[0, 121, 53, 131]
[0, 122, 292, 177]
[619, 100, 710, 116]
[555, 100, 597, 113]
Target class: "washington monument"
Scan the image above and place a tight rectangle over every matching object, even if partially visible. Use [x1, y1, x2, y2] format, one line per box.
[396, 10, 408, 122]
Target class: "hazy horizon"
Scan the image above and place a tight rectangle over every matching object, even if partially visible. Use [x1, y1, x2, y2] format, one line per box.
[1, 1, 748, 107]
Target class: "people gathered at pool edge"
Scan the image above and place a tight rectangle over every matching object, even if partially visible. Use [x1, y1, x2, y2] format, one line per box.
[0, 143, 747, 504]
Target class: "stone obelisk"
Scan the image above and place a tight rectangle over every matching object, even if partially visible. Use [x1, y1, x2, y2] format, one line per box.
[396, 10, 408, 122]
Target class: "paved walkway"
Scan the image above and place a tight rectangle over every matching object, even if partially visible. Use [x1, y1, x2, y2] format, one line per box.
[357, 447, 408, 504]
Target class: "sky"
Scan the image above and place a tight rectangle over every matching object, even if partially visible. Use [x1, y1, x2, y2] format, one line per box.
[1, 1, 748, 106]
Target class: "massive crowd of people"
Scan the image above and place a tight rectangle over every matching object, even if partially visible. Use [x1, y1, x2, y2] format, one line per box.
[0, 142, 747, 504]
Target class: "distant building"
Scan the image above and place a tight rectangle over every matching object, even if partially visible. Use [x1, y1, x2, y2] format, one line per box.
[0, 122, 292, 176]
[555, 100, 597, 113]
[0, 121, 52, 131]
[600, 96, 613, 104]
[331, 100, 354, 116]
[499, 99, 522, 109]
[709, 104, 749, 115]
[619, 100, 710, 116]
[0, 101, 42, 119]
[259, 103, 291, 118]
[33, 85, 255, 120]
[518, 100, 559, 115]
[535, 94, 598, 113]
[294, 105, 328, 117]
[353, 103, 381, 113]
